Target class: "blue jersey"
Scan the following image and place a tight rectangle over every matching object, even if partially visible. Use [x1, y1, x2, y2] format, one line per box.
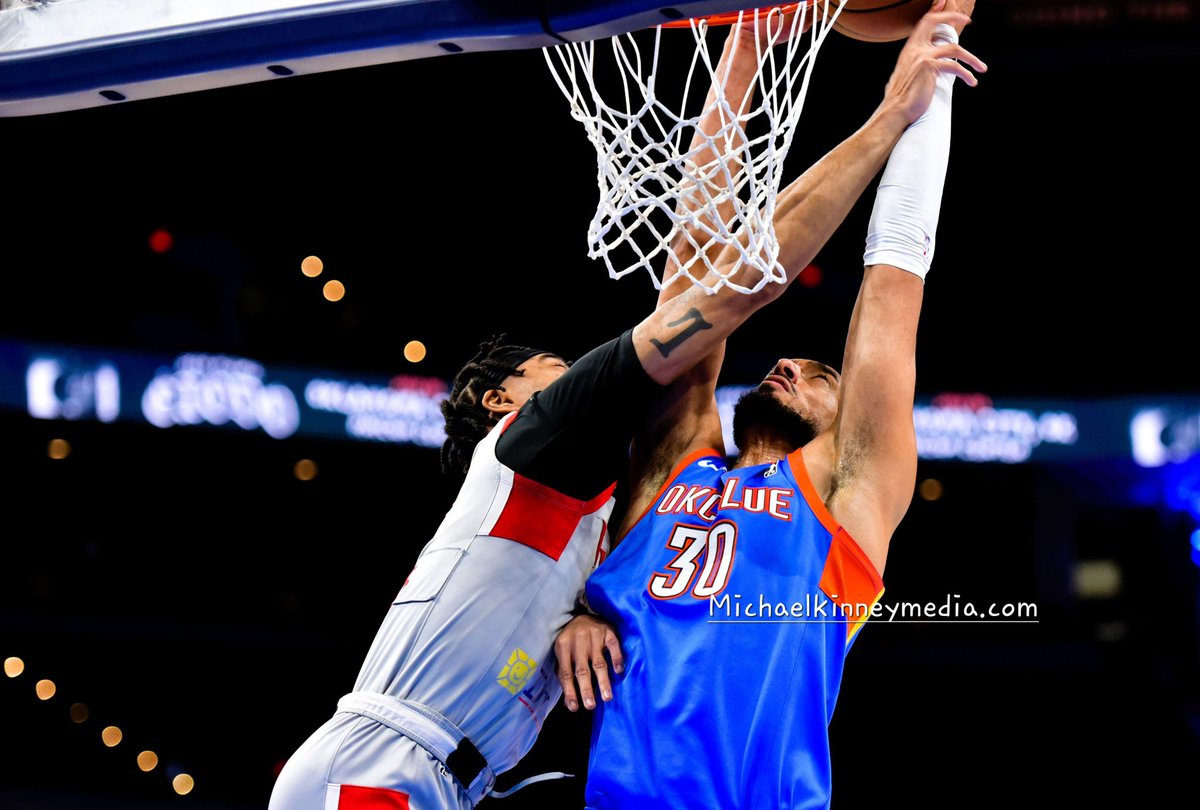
[584, 449, 884, 810]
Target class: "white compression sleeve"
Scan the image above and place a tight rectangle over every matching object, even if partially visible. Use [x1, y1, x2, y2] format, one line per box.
[863, 23, 959, 281]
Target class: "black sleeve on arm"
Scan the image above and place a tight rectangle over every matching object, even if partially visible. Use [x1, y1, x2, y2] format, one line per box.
[494, 328, 663, 502]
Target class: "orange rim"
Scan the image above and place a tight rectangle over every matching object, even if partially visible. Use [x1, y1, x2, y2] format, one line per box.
[660, 2, 807, 28]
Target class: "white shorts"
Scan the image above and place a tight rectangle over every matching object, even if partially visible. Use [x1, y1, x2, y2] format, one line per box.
[268, 711, 474, 810]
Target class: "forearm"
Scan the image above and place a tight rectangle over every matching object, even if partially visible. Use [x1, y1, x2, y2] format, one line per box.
[496, 330, 663, 500]
[662, 30, 764, 307]
[864, 24, 959, 279]
[634, 105, 913, 385]
[766, 104, 911, 281]
[686, 32, 761, 176]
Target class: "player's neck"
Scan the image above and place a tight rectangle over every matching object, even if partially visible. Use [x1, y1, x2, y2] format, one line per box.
[732, 429, 794, 470]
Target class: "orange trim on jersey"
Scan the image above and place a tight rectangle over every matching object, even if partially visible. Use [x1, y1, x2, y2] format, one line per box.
[786, 446, 840, 537]
[820, 531, 885, 642]
[787, 447, 883, 582]
[620, 448, 724, 541]
[788, 447, 885, 641]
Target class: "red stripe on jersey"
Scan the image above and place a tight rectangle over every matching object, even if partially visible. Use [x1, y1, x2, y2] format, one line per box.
[336, 784, 411, 810]
[490, 474, 616, 561]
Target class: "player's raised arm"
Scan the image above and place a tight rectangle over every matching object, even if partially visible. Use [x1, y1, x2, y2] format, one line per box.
[621, 17, 786, 514]
[634, 3, 980, 388]
[620, 2, 981, 526]
[820, 2, 981, 576]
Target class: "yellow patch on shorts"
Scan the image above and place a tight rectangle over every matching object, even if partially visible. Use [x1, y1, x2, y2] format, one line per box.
[497, 648, 537, 695]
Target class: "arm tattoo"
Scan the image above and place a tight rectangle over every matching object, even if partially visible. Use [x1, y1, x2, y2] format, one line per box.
[650, 308, 713, 358]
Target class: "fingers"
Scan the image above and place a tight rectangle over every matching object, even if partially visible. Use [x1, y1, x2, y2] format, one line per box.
[554, 616, 623, 712]
[933, 44, 987, 74]
[932, 43, 988, 81]
[573, 630, 599, 710]
[554, 635, 581, 712]
[936, 58, 979, 87]
[604, 628, 625, 676]
[590, 645, 612, 708]
[927, 43, 987, 87]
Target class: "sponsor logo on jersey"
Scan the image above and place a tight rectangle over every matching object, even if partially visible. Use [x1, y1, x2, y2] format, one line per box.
[497, 648, 538, 695]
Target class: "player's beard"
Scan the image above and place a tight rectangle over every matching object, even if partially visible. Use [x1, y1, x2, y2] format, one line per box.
[732, 387, 820, 452]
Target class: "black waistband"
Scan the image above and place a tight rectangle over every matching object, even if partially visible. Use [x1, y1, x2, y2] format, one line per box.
[446, 735, 488, 789]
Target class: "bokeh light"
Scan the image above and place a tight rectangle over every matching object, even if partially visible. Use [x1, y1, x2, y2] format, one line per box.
[70, 703, 90, 723]
[35, 679, 56, 700]
[102, 726, 123, 747]
[138, 750, 159, 772]
[293, 459, 318, 481]
[173, 774, 195, 795]
[301, 255, 324, 277]
[323, 280, 345, 302]
[48, 438, 70, 460]
[918, 479, 944, 501]
[149, 228, 174, 254]
[403, 340, 427, 363]
[3, 657, 23, 678]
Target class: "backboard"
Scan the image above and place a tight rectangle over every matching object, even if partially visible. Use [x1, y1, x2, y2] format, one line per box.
[0, 0, 770, 116]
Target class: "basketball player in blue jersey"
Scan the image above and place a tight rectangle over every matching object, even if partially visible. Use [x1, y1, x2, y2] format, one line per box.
[574, 2, 983, 808]
[269, 3, 983, 808]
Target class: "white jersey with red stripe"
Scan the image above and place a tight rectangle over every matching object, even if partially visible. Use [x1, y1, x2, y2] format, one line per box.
[352, 411, 614, 776]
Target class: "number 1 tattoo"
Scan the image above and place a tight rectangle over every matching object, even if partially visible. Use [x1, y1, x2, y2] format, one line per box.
[651, 308, 713, 358]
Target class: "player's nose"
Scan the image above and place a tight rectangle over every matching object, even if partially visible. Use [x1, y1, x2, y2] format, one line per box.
[773, 358, 800, 381]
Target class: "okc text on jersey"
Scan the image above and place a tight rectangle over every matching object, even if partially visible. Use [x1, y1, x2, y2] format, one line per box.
[655, 477, 794, 522]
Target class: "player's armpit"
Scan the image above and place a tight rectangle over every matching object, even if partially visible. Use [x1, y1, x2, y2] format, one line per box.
[553, 614, 624, 712]
[824, 265, 924, 576]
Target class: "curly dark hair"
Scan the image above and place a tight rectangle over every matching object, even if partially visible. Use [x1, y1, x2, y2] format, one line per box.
[440, 335, 547, 487]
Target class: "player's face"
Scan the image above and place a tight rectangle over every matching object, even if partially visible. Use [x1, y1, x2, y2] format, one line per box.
[758, 358, 840, 433]
[500, 353, 571, 409]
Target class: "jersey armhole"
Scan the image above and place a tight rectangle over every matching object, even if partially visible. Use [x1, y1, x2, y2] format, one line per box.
[786, 446, 884, 588]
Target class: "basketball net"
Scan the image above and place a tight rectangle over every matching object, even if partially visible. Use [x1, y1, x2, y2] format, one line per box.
[544, 1, 847, 294]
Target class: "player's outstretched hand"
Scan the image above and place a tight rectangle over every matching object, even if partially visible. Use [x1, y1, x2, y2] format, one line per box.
[554, 614, 624, 712]
[881, 0, 987, 125]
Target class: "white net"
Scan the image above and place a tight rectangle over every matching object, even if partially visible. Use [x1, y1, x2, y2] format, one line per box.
[544, 2, 847, 294]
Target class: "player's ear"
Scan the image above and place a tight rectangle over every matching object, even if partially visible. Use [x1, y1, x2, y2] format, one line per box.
[480, 387, 517, 417]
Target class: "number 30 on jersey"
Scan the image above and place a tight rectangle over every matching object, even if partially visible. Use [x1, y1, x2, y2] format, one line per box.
[647, 521, 738, 600]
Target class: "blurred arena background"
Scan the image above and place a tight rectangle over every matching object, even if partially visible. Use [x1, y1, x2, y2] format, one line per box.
[1, 0, 1198, 807]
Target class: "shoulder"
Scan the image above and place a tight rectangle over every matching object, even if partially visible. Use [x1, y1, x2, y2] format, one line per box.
[615, 447, 724, 541]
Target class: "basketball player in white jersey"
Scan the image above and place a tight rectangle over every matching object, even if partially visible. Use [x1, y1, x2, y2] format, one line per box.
[269, 3, 984, 807]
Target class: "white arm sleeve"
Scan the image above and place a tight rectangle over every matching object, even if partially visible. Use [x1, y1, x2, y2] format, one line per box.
[863, 23, 959, 281]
